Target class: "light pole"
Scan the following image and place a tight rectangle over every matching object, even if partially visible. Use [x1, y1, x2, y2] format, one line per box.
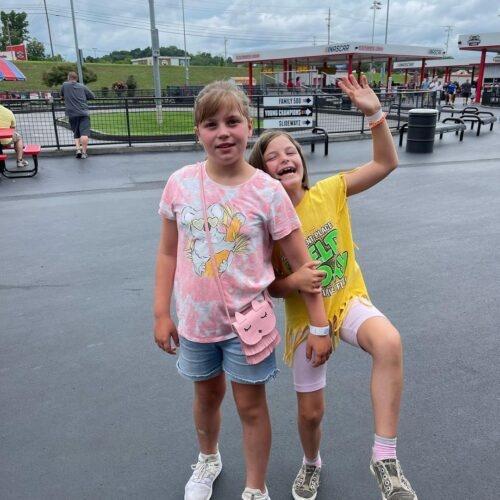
[43, 0, 55, 58]
[370, 0, 382, 44]
[384, 0, 390, 44]
[181, 0, 189, 86]
[148, 0, 162, 124]
[370, 1, 382, 76]
[69, 0, 84, 83]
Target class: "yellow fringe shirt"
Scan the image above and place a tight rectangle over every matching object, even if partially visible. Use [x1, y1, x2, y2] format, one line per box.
[273, 174, 370, 365]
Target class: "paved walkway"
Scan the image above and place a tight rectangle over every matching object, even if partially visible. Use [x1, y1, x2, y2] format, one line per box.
[1, 121, 499, 499]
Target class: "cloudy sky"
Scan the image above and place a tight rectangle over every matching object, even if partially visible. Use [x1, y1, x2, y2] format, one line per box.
[3, 0, 500, 61]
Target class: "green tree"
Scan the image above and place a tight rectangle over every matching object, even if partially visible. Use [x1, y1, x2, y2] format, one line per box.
[0, 11, 29, 50]
[46, 54, 64, 62]
[160, 45, 185, 57]
[125, 75, 137, 89]
[42, 63, 97, 87]
[27, 38, 46, 60]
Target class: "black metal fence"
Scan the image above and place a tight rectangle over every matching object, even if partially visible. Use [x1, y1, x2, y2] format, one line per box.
[1, 90, 437, 149]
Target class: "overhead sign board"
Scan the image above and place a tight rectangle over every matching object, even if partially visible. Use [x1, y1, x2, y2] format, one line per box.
[458, 32, 500, 50]
[263, 96, 314, 107]
[263, 117, 313, 129]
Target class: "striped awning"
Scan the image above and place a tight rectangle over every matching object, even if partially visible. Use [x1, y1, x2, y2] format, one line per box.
[0, 58, 26, 81]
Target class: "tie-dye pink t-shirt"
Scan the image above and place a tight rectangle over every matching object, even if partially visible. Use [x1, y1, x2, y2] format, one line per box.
[158, 162, 301, 343]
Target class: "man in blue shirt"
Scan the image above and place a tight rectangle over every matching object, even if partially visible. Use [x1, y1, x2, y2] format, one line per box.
[445, 82, 457, 104]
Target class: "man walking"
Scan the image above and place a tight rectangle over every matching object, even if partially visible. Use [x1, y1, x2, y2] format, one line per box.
[460, 79, 472, 105]
[61, 72, 95, 159]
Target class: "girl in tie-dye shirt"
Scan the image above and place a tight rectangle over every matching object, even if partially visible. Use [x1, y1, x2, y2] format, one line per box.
[153, 81, 330, 500]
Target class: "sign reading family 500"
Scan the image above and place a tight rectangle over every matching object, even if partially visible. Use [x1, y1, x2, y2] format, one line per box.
[263, 96, 313, 107]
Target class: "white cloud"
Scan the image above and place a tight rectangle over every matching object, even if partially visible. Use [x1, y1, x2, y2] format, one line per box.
[5, 0, 499, 60]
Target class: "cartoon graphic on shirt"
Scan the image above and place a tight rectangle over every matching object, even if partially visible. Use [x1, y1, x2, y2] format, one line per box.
[181, 203, 250, 277]
[277, 221, 348, 297]
[305, 222, 348, 297]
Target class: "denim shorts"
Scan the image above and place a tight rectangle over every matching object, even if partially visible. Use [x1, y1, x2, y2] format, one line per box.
[177, 336, 278, 385]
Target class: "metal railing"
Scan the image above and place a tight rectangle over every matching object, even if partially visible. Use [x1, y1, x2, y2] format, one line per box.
[1, 91, 437, 149]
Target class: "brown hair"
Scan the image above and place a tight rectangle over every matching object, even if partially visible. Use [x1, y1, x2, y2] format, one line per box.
[249, 130, 310, 190]
[67, 71, 78, 81]
[194, 80, 251, 126]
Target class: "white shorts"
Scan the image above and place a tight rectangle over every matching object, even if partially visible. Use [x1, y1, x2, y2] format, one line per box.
[292, 298, 385, 393]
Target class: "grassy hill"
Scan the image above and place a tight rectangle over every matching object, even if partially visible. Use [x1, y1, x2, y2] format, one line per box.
[0, 61, 259, 91]
[1, 61, 410, 92]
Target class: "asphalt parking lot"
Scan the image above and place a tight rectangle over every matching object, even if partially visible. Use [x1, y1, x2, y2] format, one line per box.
[1, 123, 499, 499]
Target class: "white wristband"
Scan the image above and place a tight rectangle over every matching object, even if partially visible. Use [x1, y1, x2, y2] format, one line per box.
[366, 108, 383, 124]
[309, 324, 330, 336]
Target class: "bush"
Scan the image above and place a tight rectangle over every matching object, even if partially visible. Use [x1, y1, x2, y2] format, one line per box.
[111, 80, 128, 96]
[125, 75, 137, 90]
[42, 63, 97, 87]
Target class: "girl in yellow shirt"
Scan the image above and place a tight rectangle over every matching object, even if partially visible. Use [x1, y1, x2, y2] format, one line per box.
[249, 75, 417, 500]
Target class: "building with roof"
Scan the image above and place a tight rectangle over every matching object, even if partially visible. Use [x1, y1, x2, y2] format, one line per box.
[457, 32, 500, 102]
[393, 55, 499, 86]
[234, 42, 445, 94]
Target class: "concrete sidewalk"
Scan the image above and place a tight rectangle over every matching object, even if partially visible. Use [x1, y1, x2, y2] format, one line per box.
[1, 124, 499, 499]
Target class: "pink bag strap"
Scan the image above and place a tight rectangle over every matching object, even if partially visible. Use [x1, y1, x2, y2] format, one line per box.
[198, 162, 233, 325]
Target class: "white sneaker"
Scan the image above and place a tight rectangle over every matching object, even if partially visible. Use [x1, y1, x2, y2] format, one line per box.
[184, 451, 222, 500]
[242, 486, 271, 500]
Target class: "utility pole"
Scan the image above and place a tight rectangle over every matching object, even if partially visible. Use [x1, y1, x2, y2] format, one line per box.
[181, 0, 189, 86]
[148, 0, 163, 124]
[443, 25, 453, 55]
[43, 0, 55, 58]
[5, 17, 12, 46]
[224, 37, 228, 65]
[69, 0, 84, 83]
[326, 8, 331, 45]
[384, 0, 390, 44]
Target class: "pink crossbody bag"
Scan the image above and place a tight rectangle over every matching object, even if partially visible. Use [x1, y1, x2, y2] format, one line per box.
[199, 163, 280, 365]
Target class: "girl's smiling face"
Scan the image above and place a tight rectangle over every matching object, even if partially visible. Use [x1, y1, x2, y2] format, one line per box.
[263, 134, 305, 192]
[196, 106, 252, 169]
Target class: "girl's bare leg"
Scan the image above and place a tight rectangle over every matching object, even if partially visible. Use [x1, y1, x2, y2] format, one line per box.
[232, 382, 271, 492]
[357, 317, 403, 437]
[296, 389, 324, 460]
[193, 373, 226, 454]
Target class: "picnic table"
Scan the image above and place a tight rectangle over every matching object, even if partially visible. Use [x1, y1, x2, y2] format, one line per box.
[0, 127, 40, 178]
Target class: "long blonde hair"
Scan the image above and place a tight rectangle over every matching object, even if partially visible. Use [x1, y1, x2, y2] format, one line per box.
[248, 130, 310, 190]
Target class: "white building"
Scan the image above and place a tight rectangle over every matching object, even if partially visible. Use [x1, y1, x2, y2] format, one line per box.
[131, 56, 190, 67]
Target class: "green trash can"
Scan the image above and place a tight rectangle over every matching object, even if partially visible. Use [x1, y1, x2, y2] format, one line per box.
[406, 108, 438, 153]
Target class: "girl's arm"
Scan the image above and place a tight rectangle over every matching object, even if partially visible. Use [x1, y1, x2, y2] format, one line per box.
[268, 261, 325, 298]
[337, 74, 399, 197]
[154, 218, 179, 354]
[277, 229, 332, 366]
